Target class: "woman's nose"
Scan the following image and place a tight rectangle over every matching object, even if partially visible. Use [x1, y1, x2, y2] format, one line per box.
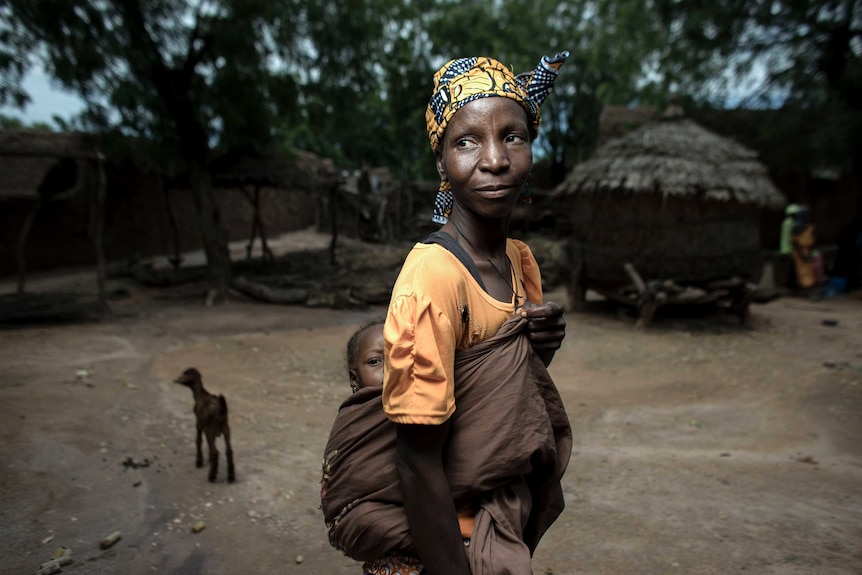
[479, 140, 510, 172]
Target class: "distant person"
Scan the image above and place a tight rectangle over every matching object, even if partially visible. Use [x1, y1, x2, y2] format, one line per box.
[780, 204, 801, 255]
[790, 205, 822, 297]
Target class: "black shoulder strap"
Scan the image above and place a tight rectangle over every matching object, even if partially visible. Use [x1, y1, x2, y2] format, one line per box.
[421, 231, 486, 291]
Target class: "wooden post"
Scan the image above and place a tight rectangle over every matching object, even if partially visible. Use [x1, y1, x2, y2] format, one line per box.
[567, 239, 587, 311]
[624, 262, 661, 329]
[89, 150, 109, 310]
[16, 203, 40, 294]
[623, 262, 647, 294]
[328, 178, 339, 265]
[635, 293, 664, 330]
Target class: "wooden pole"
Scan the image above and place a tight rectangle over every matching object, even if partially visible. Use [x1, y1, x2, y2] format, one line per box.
[16, 203, 40, 294]
[89, 150, 109, 310]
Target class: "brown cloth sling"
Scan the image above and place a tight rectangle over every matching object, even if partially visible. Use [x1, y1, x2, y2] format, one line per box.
[320, 315, 572, 574]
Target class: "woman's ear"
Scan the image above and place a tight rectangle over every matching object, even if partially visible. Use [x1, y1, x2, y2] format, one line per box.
[349, 368, 361, 390]
[435, 152, 447, 183]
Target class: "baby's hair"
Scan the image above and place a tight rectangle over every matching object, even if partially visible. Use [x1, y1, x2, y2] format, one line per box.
[346, 317, 386, 371]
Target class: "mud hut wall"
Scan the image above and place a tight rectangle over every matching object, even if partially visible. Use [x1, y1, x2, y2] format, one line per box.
[566, 193, 762, 289]
[0, 195, 95, 276]
[0, 167, 317, 277]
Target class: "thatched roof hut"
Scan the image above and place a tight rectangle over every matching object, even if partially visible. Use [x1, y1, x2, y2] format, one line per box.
[0, 129, 108, 312]
[0, 130, 95, 201]
[554, 111, 785, 299]
[211, 148, 334, 191]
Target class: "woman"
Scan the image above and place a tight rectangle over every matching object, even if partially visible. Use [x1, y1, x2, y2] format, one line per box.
[382, 52, 571, 574]
[320, 53, 571, 575]
[790, 205, 821, 296]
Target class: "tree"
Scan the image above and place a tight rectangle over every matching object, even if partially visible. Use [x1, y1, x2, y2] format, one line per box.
[2, 0, 431, 292]
[281, 0, 435, 179]
[0, 0, 298, 296]
[423, 0, 679, 181]
[0, 0, 309, 298]
[656, 0, 862, 176]
[0, 113, 55, 130]
[0, 113, 23, 129]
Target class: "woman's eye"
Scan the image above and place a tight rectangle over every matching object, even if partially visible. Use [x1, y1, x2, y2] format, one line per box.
[506, 133, 526, 143]
[456, 138, 477, 149]
[367, 357, 383, 367]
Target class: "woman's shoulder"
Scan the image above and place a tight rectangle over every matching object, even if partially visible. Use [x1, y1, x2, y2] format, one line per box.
[393, 243, 468, 293]
[401, 242, 463, 272]
[507, 238, 538, 264]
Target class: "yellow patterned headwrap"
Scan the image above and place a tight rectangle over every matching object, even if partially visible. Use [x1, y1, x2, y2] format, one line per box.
[427, 52, 569, 224]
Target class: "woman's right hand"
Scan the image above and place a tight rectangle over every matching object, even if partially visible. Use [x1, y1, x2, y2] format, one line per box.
[396, 421, 472, 575]
[518, 300, 566, 366]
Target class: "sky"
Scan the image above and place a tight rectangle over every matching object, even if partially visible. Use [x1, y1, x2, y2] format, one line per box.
[0, 68, 86, 126]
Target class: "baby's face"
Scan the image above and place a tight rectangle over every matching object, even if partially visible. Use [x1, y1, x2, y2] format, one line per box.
[353, 326, 385, 389]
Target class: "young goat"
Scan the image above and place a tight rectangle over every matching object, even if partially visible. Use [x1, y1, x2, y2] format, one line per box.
[174, 368, 235, 483]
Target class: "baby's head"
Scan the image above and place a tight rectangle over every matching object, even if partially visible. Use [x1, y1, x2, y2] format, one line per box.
[346, 318, 385, 393]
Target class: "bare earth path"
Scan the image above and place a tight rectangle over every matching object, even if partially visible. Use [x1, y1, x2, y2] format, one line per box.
[1, 245, 861, 574]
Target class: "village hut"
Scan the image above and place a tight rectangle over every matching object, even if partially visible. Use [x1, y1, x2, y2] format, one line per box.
[0, 129, 108, 324]
[553, 106, 785, 321]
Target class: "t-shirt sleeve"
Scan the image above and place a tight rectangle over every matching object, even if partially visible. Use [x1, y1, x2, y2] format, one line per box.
[383, 290, 457, 425]
[512, 239, 543, 305]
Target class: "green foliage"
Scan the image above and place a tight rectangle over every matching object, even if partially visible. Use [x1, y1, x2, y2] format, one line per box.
[0, 112, 54, 130]
[423, 0, 675, 177]
[1, 0, 684, 180]
[0, 113, 24, 128]
[656, 0, 862, 172]
[6, 0, 856, 184]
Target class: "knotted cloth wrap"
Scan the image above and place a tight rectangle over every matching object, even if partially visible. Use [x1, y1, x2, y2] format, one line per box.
[427, 51, 569, 224]
[320, 315, 572, 572]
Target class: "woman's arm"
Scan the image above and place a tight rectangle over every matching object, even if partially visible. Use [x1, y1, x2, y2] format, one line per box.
[395, 420, 471, 575]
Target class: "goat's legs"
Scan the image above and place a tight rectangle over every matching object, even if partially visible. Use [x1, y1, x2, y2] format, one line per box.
[195, 427, 204, 468]
[206, 433, 219, 482]
[223, 425, 235, 483]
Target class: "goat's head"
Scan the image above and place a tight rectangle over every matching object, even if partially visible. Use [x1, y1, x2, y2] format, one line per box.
[174, 367, 202, 387]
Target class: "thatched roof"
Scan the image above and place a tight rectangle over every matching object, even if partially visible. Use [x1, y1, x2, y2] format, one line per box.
[0, 130, 95, 201]
[555, 116, 786, 209]
[0, 129, 94, 158]
[210, 149, 336, 191]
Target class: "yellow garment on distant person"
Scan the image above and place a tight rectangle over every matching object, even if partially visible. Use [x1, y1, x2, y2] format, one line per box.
[780, 204, 801, 254]
[792, 224, 816, 288]
[383, 238, 542, 426]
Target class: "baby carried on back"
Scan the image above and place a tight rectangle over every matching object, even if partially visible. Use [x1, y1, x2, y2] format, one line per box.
[320, 315, 572, 574]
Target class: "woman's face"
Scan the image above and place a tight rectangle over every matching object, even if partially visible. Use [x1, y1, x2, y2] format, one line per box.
[436, 97, 532, 221]
[350, 326, 385, 390]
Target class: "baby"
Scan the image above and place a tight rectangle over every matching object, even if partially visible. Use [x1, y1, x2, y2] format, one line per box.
[324, 318, 424, 573]
[345, 318, 385, 393]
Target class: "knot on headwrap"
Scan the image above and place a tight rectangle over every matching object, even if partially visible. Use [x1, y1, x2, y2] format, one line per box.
[427, 51, 569, 224]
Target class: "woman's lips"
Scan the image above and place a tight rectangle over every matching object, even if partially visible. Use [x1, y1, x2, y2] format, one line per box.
[474, 184, 516, 198]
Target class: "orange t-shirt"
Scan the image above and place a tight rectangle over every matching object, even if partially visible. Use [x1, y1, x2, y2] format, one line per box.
[382, 238, 543, 536]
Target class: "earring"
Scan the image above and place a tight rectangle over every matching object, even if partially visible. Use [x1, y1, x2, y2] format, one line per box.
[521, 182, 533, 204]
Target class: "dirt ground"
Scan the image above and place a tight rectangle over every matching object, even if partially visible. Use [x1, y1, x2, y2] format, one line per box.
[1, 231, 861, 575]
